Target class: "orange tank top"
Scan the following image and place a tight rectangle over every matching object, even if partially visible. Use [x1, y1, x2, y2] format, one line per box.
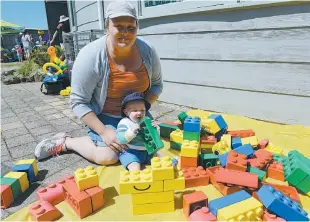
[102, 54, 150, 116]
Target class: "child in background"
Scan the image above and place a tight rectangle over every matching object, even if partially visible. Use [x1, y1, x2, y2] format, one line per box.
[116, 92, 162, 171]
[15, 45, 23, 62]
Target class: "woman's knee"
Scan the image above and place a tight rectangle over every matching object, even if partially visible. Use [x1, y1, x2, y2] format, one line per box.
[93, 147, 119, 165]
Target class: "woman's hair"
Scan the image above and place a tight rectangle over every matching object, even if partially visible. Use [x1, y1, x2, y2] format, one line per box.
[23, 30, 28, 35]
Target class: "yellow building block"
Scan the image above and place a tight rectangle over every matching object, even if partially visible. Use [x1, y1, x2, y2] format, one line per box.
[15, 159, 38, 176]
[119, 169, 163, 194]
[221, 134, 232, 149]
[181, 140, 199, 157]
[212, 140, 231, 155]
[132, 191, 174, 205]
[4, 172, 29, 192]
[170, 129, 183, 144]
[202, 118, 220, 134]
[265, 143, 284, 156]
[133, 200, 175, 215]
[74, 166, 99, 191]
[151, 156, 174, 181]
[241, 136, 258, 148]
[217, 197, 263, 221]
[307, 191, 310, 197]
[164, 169, 185, 191]
[187, 110, 210, 119]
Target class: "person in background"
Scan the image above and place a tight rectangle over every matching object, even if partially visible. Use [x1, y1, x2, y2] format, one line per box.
[21, 30, 32, 60]
[50, 15, 70, 50]
[15, 45, 23, 62]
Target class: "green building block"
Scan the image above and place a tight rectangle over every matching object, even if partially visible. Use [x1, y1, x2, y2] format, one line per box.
[178, 112, 188, 124]
[247, 166, 266, 181]
[158, 123, 179, 139]
[199, 153, 218, 169]
[0, 177, 22, 199]
[139, 117, 164, 155]
[183, 131, 200, 141]
[296, 175, 310, 194]
[170, 141, 182, 151]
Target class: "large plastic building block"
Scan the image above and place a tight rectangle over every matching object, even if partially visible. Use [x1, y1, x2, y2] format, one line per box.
[262, 182, 301, 204]
[132, 201, 174, 215]
[139, 117, 164, 155]
[212, 140, 231, 155]
[202, 118, 221, 135]
[170, 141, 182, 151]
[4, 172, 29, 193]
[228, 129, 255, 138]
[254, 149, 273, 159]
[259, 139, 269, 149]
[209, 190, 251, 216]
[267, 161, 285, 181]
[234, 144, 254, 157]
[163, 168, 185, 191]
[29, 201, 62, 221]
[1, 185, 13, 208]
[183, 131, 200, 141]
[217, 197, 263, 221]
[215, 128, 227, 141]
[208, 114, 227, 130]
[215, 168, 259, 189]
[296, 175, 310, 194]
[12, 163, 36, 183]
[198, 153, 218, 169]
[178, 112, 188, 124]
[14, 159, 38, 177]
[180, 156, 198, 168]
[132, 190, 173, 205]
[62, 179, 92, 219]
[151, 156, 174, 181]
[241, 136, 258, 148]
[119, 169, 163, 194]
[74, 166, 99, 191]
[181, 140, 199, 158]
[184, 117, 201, 132]
[200, 135, 217, 150]
[232, 137, 242, 149]
[205, 166, 224, 184]
[248, 166, 266, 181]
[257, 185, 308, 221]
[0, 177, 22, 199]
[182, 166, 210, 188]
[158, 123, 179, 139]
[84, 186, 104, 212]
[218, 153, 228, 167]
[170, 129, 183, 144]
[248, 149, 273, 169]
[265, 143, 284, 156]
[263, 209, 286, 221]
[183, 191, 208, 218]
[188, 207, 216, 221]
[221, 134, 232, 149]
[226, 151, 247, 172]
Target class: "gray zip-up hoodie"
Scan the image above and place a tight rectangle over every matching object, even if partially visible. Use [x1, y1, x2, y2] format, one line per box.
[70, 35, 163, 119]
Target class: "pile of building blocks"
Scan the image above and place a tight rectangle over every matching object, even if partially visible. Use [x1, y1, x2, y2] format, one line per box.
[1, 159, 38, 209]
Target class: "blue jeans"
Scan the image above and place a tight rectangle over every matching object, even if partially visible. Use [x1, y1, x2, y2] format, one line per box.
[86, 113, 153, 169]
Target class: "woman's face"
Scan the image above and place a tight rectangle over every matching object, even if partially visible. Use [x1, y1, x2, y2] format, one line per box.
[107, 16, 137, 49]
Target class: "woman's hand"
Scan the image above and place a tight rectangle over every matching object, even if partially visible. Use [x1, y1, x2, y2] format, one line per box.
[151, 120, 160, 130]
[100, 127, 126, 153]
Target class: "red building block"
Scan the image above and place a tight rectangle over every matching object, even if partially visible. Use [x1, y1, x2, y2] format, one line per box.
[200, 136, 217, 146]
[62, 179, 92, 219]
[254, 149, 273, 160]
[248, 149, 273, 170]
[258, 139, 269, 149]
[267, 161, 285, 181]
[180, 156, 198, 168]
[29, 200, 62, 221]
[262, 182, 301, 204]
[215, 168, 259, 189]
[182, 166, 209, 188]
[263, 209, 286, 221]
[205, 166, 223, 184]
[85, 186, 104, 212]
[188, 207, 216, 221]
[1, 184, 13, 209]
[252, 191, 260, 201]
[227, 129, 255, 138]
[183, 191, 208, 218]
[226, 151, 247, 172]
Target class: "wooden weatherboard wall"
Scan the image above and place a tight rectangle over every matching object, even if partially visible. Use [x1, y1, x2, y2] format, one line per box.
[138, 2, 310, 126]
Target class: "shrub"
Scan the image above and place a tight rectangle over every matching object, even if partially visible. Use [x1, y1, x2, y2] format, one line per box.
[15, 59, 39, 78]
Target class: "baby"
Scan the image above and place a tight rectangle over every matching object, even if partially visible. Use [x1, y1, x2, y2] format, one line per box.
[116, 92, 161, 171]
[15, 45, 23, 62]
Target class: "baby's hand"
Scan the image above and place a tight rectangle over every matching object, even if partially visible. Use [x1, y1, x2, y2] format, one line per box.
[132, 125, 140, 134]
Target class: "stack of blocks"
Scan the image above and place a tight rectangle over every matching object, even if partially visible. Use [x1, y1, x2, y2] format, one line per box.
[119, 156, 185, 215]
[1, 159, 38, 209]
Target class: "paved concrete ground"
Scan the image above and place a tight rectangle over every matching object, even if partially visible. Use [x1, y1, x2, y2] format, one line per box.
[1, 82, 191, 219]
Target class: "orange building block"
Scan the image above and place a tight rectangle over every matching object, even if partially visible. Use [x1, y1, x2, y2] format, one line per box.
[85, 186, 104, 212]
[227, 129, 255, 138]
[183, 191, 208, 218]
[263, 209, 286, 221]
[226, 151, 247, 172]
[182, 166, 209, 188]
[205, 166, 223, 184]
[258, 139, 269, 149]
[215, 168, 259, 189]
[262, 182, 300, 204]
[267, 161, 285, 181]
[29, 200, 62, 221]
[1, 184, 13, 209]
[188, 207, 216, 221]
[62, 179, 92, 219]
[180, 156, 198, 168]
[252, 191, 260, 201]
[254, 149, 273, 160]
[200, 136, 217, 149]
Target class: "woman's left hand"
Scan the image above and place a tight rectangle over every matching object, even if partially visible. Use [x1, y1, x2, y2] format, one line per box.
[151, 120, 160, 130]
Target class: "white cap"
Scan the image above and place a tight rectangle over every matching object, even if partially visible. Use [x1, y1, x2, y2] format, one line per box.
[105, 1, 137, 19]
[59, 15, 69, 23]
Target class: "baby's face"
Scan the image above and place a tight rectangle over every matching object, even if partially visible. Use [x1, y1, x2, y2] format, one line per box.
[124, 100, 146, 123]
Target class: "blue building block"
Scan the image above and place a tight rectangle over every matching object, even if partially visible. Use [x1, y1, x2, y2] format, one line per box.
[234, 144, 254, 157]
[183, 116, 201, 132]
[215, 128, 227, 141]
[209, 190, 251, 216]
[12, 164, 36, 183]
[209, 114, 227, 130]
[257, 185, 308, 221]
[232, 137, 242, 149]
[218, 153, 228, 167]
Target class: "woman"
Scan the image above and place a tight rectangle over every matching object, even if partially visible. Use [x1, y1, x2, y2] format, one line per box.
[21, 30, 32, 60]
[35, 1, 163, 165]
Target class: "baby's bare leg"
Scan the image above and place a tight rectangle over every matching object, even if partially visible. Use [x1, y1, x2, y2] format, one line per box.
[127, 162, 141, 171]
